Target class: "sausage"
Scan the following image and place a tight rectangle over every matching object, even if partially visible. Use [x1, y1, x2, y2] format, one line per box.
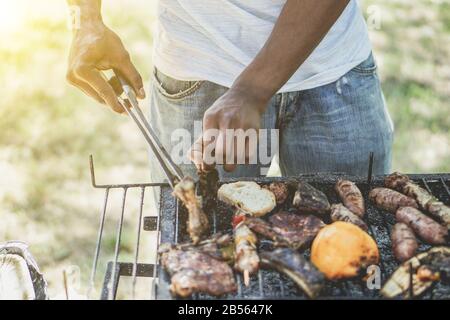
[369, 188, 418, 213]
[330, 204, 368, 231]
[335, 180, 365, 217]
[396, 207, 447, 244]
[391, 223, 418, 262]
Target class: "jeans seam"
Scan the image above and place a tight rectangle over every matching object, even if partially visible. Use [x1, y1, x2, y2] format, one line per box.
[153, 70, 204, 100]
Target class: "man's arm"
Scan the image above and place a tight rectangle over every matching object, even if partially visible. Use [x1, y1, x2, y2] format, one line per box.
[192, 0, 350, 171]
[66, 0, 144, 113]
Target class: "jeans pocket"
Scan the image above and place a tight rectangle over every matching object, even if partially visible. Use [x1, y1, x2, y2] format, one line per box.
[153, 68, 204, 100]
[351, 52, 378, 75]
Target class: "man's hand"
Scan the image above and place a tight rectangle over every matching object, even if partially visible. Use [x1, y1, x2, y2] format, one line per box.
[66, 1, 144, 113]
[189, 87, 268, 172]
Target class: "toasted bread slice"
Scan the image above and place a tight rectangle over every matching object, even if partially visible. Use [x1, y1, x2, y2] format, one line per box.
[218, 181, 276, 217]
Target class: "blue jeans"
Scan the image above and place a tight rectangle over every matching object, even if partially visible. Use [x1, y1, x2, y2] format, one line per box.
[148, 53, 393, 182]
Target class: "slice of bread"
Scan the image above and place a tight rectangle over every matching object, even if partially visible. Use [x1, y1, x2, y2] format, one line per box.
[218, 181, 276, 217]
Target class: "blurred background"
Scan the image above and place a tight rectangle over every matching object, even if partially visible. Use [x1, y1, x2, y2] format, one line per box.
[0, 0, 448, 299]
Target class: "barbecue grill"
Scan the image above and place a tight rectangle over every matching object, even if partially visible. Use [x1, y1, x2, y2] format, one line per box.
[86, 154, 450, 300]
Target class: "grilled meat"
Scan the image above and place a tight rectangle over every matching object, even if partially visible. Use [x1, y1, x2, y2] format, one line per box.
[233, 213, 260, 286]
[265, 182, 289, 205]
[293, 181, 330, 216]
[391, 223, 418, 262]
[369, 187, 418, 213]
[381, 247, 450, 298]
[335, 179, 365, 217]
[160, 246, 237, 297]
[311, 221, 379, 280]
[260, 248, 325, 299]
[385, 172, 450, 229]
[245, 212, 325, 250]
[396, 207, 447, 245]
[330, 204, 368, 231]
[173, 177, 209, 244]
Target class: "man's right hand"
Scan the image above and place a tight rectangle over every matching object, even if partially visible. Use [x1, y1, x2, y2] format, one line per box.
[67, 20, 145, 113]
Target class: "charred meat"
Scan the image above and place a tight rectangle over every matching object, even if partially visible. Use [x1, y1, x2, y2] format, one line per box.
[293, 181, 330, 216]
[173, 177, 209, 244]
[369, 187, 418, 213]
[160, 246, 237, 297]
[311, 221, 379, 280]
[335, 179, 365, 217]
[385, 172, 450, 228]
[330, 204, 368, 231]
[391, 223, 418, 262]
[265, 182, 289, 205]
[245, 211, 325, 250]
[260, 248, 325, 299]
[396, 207, 447, 245]
[381, 247, 450, 298]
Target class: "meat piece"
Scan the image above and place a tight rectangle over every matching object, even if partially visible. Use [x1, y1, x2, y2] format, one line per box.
[381, 247, 450, 298]
[265, 182, 289, 205]
[416, 265, 440, 282]
[245, 212, 325, 250]
[160, 247, 237, 297]
[391, 223, 418, 262]
[173, 177, 209, 244]
[260, 248, 325, 299]
[396, 207, 447, 245]
[330, 204, 368, 231]
[233, 214, 259, 286]
[197, 169, 219, 211]
[335, 179, 365, 217]
[292, 181, 330, 216]
[311, 221, 379, 280]
[385, 172, 450, 229]
[369, 187, 418, 213]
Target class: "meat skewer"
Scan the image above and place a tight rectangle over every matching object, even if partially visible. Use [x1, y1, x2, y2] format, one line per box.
[245, 211, 325, 250]
[330, 204, 368, 231]
[233, 212, 259, 286]
[369, 187, 418, 213]
[396, 207, 447, 245]
[385, 172, 450, 229]
[293, 181, 330, 216]
[173, 177, 209, 244]
[335, 179, 365, 217]
[391, 223, 418, 262]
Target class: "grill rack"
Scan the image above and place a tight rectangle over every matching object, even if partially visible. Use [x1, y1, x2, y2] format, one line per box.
[88, 153, 450, 300]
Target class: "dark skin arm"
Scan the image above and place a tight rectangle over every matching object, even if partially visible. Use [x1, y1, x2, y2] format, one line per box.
[66, 0, 144, 113]
[190, 0, 350, 172]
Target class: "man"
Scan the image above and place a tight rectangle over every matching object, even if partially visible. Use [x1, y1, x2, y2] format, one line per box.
[67, 0, 393, 181]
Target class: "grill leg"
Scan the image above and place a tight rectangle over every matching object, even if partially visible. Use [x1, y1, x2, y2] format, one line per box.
[101, 261, 120, 300]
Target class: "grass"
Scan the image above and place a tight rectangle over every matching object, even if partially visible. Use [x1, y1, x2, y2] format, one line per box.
[0, 0, 448, 299]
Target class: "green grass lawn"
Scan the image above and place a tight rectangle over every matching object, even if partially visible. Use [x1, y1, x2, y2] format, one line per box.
[0, 0, 448, 299]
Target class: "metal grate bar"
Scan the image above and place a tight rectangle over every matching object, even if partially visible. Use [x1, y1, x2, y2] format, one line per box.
[131, 187, 145, 300]
[440, 178, 450, 198]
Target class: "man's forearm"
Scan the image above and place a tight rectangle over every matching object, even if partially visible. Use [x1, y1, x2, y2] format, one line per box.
[232, 0, 350, 107]
[67, 0, 102, 24]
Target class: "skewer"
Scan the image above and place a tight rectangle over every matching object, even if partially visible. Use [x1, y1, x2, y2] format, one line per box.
[243, 269, 250, 287]
[63, 269, 69, 300]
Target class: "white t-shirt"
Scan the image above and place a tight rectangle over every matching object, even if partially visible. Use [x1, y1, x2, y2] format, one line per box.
[153, 0, 371, 92]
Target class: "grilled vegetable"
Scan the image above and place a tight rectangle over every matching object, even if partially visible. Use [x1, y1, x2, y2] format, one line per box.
[335, 179, 365, 217]
[233, 213, 260, 286]
[369, 187, 418, 213]
[245, 211, 325, 250]
[391, 223, 418, 262]
[330, 204, 368, 231]
[311, 221, 379, 280]
[173, 177, 209, 244]
[381, 247, 450, 298]
[396, 207, 447, 245]
[385, 172, 450, 229]
[265, 182, 289, 205]
[293, 181, 330, 216]
[160, 246, 237, 297]
[260, 248, 325, 299]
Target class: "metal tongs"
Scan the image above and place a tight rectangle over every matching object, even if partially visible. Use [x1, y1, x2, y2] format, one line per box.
[114, 73, 184, 188]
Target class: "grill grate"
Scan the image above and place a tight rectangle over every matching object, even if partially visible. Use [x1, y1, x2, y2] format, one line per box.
[88, 154, 450, 300]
